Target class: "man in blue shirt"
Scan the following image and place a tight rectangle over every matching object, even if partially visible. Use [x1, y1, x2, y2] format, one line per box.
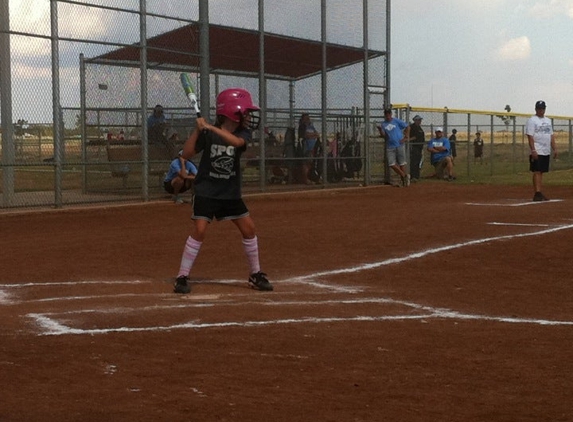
[164, 149, 198, 203]
[427, 127, 455, 181]
[378, 109, 411, 186]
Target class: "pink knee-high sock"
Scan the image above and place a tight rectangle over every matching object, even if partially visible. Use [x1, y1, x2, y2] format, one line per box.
[178, 236, 202, 278]
[242, 236, 261, 274]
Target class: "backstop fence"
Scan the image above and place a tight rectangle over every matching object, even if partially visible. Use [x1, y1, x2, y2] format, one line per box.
[1, 0, 572, 211]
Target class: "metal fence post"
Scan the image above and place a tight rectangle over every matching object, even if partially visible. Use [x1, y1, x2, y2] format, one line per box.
[466, 113, 471, 178]
[50, 0, 63, 208]
[0, 0, 15, 206]
[140, 0, 149, 201]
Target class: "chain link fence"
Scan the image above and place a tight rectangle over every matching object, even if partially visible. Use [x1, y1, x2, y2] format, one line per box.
[393, 106, 573, 184]
[2, 1, 572, 211]
[1, 0, 391, 210]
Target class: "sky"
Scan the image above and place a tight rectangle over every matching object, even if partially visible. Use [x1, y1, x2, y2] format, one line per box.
[2, 0, 573, 123]
[390, 0, 573, 116]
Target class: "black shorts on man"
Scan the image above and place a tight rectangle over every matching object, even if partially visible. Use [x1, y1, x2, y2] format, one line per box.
[529, 154, 550, 173]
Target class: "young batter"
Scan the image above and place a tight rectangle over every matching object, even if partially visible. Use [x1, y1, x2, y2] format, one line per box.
[173, 88, 273, 294]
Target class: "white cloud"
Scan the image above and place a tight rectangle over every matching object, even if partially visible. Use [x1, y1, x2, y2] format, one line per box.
[9, 0, 115, 58]
[529, 0, 573, 19]
[12, 63, 51, 79]
[496, 36, 531, 61]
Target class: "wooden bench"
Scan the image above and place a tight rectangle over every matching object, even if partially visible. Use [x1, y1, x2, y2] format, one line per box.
[106, 144, 172, 187]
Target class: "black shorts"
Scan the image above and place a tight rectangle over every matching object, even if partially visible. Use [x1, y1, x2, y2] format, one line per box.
[529, 155, 550, 173]
[192, 196, 249, 222]
[163, 180, 192, 195]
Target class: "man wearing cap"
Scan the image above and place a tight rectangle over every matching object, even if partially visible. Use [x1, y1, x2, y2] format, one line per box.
[427, 127, 455, 181]
[377, 109, 411, 186]
[526, 100, 557, 201]
[408, 115, 425, 181]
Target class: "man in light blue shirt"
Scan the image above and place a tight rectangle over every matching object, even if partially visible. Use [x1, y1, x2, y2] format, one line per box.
[164, 149, 198, 203]
[378, 109, 411, 186]
[427, 127, 455, 181]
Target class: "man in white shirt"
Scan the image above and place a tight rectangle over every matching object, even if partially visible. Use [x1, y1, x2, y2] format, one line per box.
[525, 100, 557, 201]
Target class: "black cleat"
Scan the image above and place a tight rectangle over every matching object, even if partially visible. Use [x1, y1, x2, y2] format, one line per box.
[248, 272, 274, 291]
[174, 276, 191, 294]
[533, 192, 544, 202]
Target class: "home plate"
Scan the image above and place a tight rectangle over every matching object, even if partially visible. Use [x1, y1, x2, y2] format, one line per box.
[181, 294, 222, 300]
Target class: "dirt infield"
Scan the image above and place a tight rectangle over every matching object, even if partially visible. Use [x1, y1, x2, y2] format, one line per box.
[1, 183, 573, 422]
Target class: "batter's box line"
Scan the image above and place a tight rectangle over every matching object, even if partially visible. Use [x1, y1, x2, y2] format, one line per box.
[0, 280, 153, 306]
[0, 280, 151, 289]
[28, 304, 573, 337]
[285, 278, 363, 293]
[466, 199, 564, 207]
[31, 297, 440, 318]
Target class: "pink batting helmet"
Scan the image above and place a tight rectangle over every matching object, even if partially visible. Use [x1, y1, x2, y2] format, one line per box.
[216, 88, 260, 130]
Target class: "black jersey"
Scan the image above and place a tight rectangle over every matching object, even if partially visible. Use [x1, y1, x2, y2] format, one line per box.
[194, 127, 250, 199]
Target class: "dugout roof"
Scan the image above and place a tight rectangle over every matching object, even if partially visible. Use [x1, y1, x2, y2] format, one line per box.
[87, 23, 384, 80]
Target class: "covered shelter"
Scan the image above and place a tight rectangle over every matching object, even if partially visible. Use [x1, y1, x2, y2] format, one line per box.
[88, 22, 385, 81]
[80, 11, 389, 194]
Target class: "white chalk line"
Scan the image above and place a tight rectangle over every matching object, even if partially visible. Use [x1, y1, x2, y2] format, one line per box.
[29, 307, 573, 336]
[26, 295, 573, 336]
[0, 280, 151, 288]
[282, 222, 573, 282]
[488, 222, 551, 227]
[7, 221, 573, 335]
[0, 278, 357, 307]
[466, 199, 564, 207]
[28, 297, 423, 317]
[6, 221, 572, 303]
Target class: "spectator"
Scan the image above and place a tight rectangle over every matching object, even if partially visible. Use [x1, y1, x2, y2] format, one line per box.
[378, 108, 411, 186]
[163, 149, 198, 204]
[427, 127, 455, 181]
[408, 114, 425, 181]
[297, 113, 320, 184]
[147, 104, 169, 146]
[526, 100, 557, 201]
[449, 128, 457, 161]
[173, 87, 273, 294]
[473, 131, 484, 164]
[106, 131, 115, 142]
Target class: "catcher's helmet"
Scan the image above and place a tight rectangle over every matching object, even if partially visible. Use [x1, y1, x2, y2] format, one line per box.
[216, 88, 260, 130]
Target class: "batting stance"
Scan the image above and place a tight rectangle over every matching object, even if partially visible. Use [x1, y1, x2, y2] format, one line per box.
[173, 88, 273, 294]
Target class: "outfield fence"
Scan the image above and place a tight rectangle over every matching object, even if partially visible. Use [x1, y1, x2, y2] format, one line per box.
[1, 104, 572, 211]
[394, 105, 573, 183]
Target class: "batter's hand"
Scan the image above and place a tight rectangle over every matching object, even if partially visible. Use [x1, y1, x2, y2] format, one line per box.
[196, 117, 211, 132]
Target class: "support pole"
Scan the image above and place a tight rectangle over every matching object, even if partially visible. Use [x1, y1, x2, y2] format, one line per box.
[0, 0, 15, 206]
[140, 0, 149, 200]
[50, 0, 63, 207]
